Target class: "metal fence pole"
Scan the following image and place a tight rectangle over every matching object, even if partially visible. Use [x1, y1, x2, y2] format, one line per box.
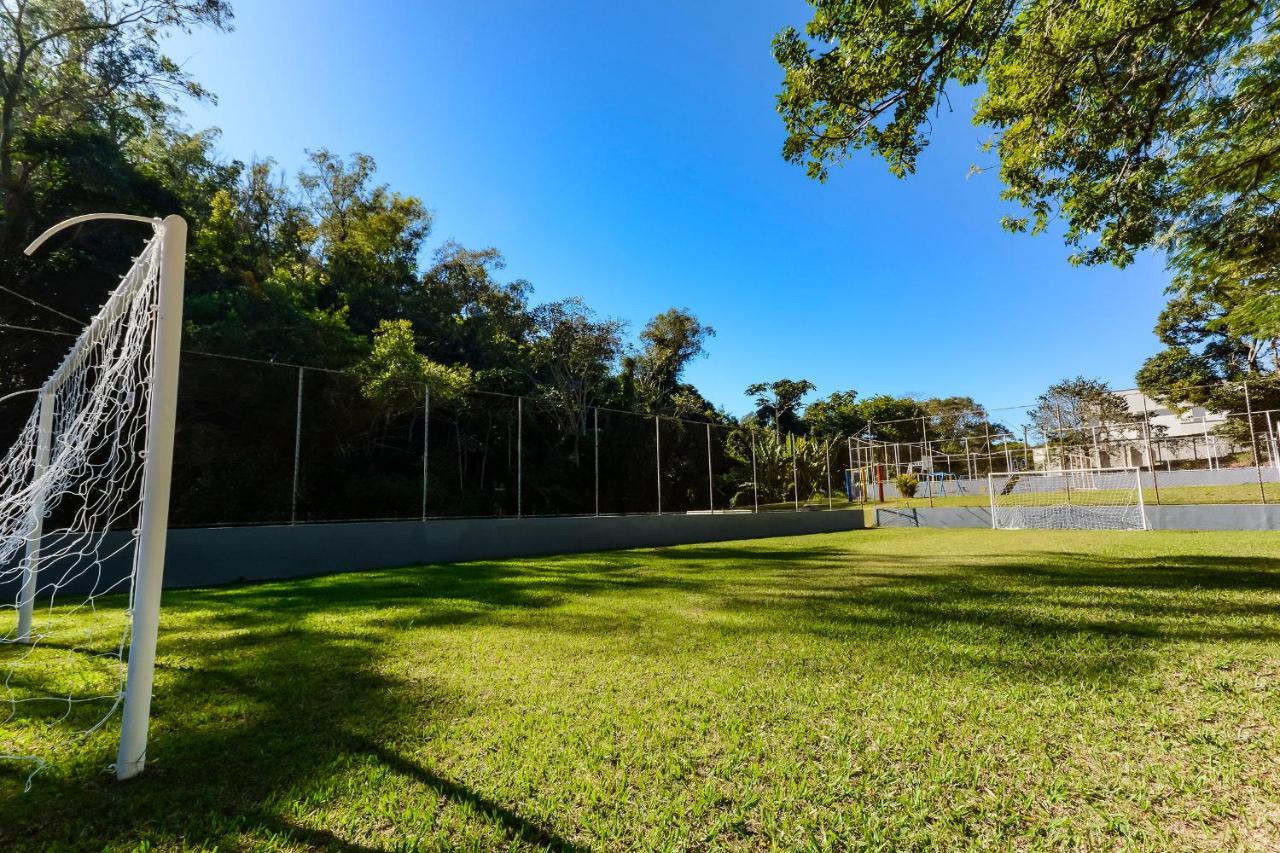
[1201, 409, 1215, 470]
[706, 422, 714, 513]
[1244, 380, 1267, 504]
[1022, 426, 1030, 468]
[421, 384, 430, 521]
[654, 415, 662, 515]
[983, 422, 992, 476]
[856, 440, 866, 506]
[1267, 409, 1279, 477]
[1139, 394, 1160, 504]
[594, 407, 600, 517]
[846, 436, 855, 505]
[517, 396, 523, 518]
[791, 433, 799, 512]
[751, 432, 759, 513]
[291, 366, 304, 524]
[921, 416, 934, 508]
[825, 440, 833, 509]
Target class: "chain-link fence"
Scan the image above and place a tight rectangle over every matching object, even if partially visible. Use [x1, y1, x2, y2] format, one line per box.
[857, 382, 1280, 505]
[150, 360, 862, 527]
[4, 322, 1279, 523]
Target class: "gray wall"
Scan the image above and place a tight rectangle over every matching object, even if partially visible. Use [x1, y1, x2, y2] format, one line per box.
[9, 510, 865, 599]
[875, 504, 1280, 531]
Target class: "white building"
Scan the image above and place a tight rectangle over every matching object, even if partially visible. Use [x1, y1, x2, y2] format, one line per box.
[1034, 390, 1237, 470]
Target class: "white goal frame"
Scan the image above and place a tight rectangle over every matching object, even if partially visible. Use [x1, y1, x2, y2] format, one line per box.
[987, 467, 1148, 531]
[19, 213, 187, 780]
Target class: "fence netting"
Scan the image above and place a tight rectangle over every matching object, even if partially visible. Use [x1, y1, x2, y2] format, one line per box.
[4, 335, 1279, 524]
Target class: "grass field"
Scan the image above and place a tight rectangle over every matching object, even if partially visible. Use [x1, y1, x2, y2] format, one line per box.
[2, 528, 1279, 850]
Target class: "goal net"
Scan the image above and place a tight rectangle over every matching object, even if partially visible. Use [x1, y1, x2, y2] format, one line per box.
[0, 219, 177, 787]
[987, 468, 1148, 530]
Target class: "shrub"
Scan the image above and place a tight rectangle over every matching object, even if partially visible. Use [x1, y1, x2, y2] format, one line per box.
[894, 473, 920, 499]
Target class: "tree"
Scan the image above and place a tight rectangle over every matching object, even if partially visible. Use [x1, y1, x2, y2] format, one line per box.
[805, 389, 861, 438]
[773, 0, 1277, 271]
[0, 0, 232, 250]
[529, 297, 624, 455]
[745, 378, 815, 440]
[1028, 376, 1140, 466]
[857, 395, 926, 442]
[1136, 279, 1280, 424]
[730, 430, 826, 506]
[631, 308, 714, 413]
[298, 149, 432, 336]
[409, 242, 535, 386]
[355, 319, 471, 417]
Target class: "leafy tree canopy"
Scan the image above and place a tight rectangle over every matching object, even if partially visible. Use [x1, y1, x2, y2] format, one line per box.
[774, 0, 1276, 270]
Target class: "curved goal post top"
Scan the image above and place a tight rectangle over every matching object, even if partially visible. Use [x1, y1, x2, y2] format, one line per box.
[24, 213, 165, 257]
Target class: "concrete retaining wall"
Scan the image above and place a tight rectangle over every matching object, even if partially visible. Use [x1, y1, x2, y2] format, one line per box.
[875, 504, 1280, 531]
[7, 509, 865, 599]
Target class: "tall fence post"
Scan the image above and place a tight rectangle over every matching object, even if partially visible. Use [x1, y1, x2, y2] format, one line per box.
[517, 396, 523, 518]
[791, 433, 799, 512]
[705, 422, 714, 513]
[654, 416, 661, 515]
[846, 436, 855, 505]
[1267, 409, 1279, 477]
[421, 384, 430, 521]
[751, 432, 759, 513]
[983, 422, 992, 476]
[1201, 409, 1215, 470]
[291, 366, 304, 524]
[921, 416, 934, 508]
[1022, 426, 1030, 468]
[1244, 380, 1267, 504]
[1139, 394, 1160, 504]
[825, 439, 833, 509]
[17, 391, 55, 642]
[594, 407, 600, 517]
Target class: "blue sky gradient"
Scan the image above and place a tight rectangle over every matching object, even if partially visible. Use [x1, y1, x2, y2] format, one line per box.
[165, 1, 1169, 420]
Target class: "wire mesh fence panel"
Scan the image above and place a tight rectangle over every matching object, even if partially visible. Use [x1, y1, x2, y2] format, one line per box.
[521, 400, 594, 516]
[750, 432, 794, 512]
[656, 417, 701, 514]
[424, 394, 520, 518]
[595, 409, 658, 515]
[821, 439, 856, 509]
[169, 355, 296, 527]
[708, 423, 749, 511]
[295, 370, 420, 523]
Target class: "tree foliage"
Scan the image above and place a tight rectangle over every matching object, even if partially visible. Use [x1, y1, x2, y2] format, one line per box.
[745, 378, 815, 438]
[775, 0, 1274, 265]
[630, 308, 715, 414]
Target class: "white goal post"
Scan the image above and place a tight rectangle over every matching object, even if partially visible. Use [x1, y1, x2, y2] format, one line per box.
[1, 213, 186, 784]
[987, 467, 1148, 530]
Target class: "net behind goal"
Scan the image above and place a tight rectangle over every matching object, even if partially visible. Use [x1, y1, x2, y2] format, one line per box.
[987, 468, 1148, 530]
[0, 214, 186, 787]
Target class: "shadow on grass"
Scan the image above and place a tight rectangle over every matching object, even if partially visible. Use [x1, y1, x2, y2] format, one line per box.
[0, 560, 607, 849]
[0, 535, 1276, 846]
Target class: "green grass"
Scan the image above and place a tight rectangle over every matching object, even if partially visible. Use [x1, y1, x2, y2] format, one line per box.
[3, 529, 1280, 850]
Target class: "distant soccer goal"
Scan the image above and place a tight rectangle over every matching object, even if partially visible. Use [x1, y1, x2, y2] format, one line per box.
[1, 213, 186, 786]
[987, 467, 1148, 530]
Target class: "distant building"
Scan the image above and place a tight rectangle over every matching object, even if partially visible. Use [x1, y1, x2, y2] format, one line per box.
[1033, 390, 1236, 470]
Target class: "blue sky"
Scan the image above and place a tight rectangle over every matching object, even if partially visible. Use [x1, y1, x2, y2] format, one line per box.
[165, 0, 1168, 421]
